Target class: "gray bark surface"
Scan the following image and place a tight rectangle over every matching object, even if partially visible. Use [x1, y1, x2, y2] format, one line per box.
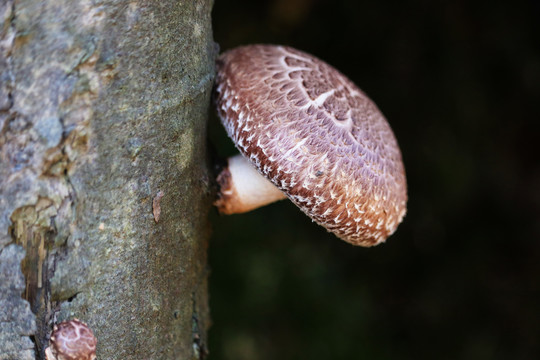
[0, 0, 216, 359]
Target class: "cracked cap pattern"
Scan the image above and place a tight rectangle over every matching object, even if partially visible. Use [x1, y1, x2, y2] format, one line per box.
[48, 319, 96, 360]
[214, 44, 407, 246]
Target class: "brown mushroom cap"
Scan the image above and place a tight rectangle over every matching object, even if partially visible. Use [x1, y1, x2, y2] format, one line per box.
[46, 319, 96, 360]
[214, 45, 407, 246]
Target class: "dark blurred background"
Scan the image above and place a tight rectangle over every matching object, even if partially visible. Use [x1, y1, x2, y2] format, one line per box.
[207, 1, 540, 359]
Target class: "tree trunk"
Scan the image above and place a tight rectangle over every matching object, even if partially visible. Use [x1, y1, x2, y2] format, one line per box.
[0, 0, 216, 359]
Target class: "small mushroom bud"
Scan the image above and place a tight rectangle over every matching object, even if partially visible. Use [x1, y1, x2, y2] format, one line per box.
[45, 319, 97, 360]
[214, 45, 407, 246]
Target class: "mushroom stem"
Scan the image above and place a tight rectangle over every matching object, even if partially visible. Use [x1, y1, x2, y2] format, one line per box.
[215, 154, 287, 214]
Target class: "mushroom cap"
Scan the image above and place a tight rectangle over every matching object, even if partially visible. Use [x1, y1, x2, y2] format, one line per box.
[47, 319, 96, 360]
[214, 45, 407, 246]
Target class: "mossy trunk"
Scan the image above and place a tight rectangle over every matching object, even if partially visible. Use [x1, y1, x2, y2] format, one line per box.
[0, 0, 216, 359]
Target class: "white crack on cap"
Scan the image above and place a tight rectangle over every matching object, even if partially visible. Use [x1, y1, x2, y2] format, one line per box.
[214, 44, 407, 246]
[45, 319, 97, 360]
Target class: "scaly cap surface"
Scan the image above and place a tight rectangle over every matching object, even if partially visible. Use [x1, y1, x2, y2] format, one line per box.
[214, 45, 407, 246]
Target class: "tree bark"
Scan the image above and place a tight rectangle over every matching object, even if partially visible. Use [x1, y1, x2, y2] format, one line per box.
[0, 0, 216, 359]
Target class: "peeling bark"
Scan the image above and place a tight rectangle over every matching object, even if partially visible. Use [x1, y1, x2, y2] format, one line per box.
[0, 0, 216, 359]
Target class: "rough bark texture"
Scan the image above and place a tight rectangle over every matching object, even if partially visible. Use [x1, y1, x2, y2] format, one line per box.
[0, 0, 216, 359]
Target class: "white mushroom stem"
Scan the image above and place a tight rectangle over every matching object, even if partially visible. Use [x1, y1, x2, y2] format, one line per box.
[215, 154, 287, 214]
